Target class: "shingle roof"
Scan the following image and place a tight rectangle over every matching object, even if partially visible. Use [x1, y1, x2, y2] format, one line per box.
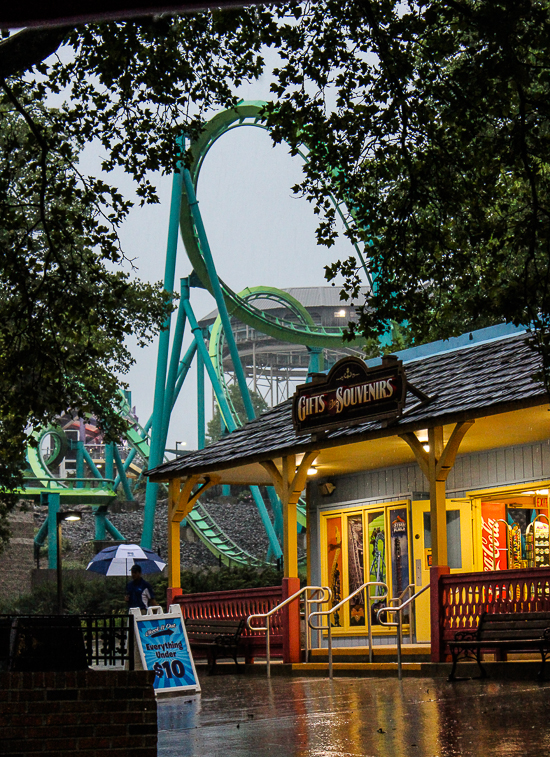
[147, 332, 547, 481]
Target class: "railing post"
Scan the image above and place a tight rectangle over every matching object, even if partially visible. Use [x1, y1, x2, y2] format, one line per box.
[282, 577, 301, 664]
[367, 590, 373, 663]
[266, 615, 271, 679]
[129, 615, 135, 670]
[430, 565, 450, 662]
[85, 617, 92, 666]
[397, 611, 402, 680]
[328, 620, 333, 680]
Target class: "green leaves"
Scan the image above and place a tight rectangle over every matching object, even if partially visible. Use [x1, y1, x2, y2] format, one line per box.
[258, 1, 550, 382]
[3, 2, 550, 545]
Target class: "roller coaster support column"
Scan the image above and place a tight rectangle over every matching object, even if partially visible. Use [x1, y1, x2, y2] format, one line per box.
[181, 279, 282, 560]
[181, 280, 235, 431]
[113, 445, 134, 502]
[143, 148, 185, 549]
[197, 348, 205, 450]
[95, 506, 107, 540]
[41, 492, 60, 570]
[105, 443, 114, 480]
[182, 169, 256, 424]
[160, 269, 188, 444]
[82, 447, 103, 480]
[115, 343, 195, 494]
[94, 508, 125, 542]
[307, 346, 324, 375]
[105, 518, 125, 541]
[172, 342, 197, 409]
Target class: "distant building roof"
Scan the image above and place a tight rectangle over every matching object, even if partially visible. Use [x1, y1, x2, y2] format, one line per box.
[199, 286, 369, 326]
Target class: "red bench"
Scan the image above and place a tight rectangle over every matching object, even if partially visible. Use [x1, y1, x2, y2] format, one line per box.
[173, 586, 284, 663]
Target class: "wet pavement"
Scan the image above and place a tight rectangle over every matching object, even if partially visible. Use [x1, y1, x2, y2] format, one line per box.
[157, 673, 550, 756]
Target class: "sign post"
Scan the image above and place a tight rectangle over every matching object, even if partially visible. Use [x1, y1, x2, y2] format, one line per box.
[131, 605, 200, 696]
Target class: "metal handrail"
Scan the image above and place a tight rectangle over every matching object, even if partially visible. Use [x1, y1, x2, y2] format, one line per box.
[247, 585, 331, 678]
[376, 583, 430, 680]
[308, 581, 389, 679]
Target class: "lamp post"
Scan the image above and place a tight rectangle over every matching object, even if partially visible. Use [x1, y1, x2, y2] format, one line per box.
[56, 510, 82, 614]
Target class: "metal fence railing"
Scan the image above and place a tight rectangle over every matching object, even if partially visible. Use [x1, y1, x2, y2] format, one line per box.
[81, 615, 134, 668]
[0, 614, 134, 671]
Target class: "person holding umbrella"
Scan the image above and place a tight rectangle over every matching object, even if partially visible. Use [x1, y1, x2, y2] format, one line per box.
[87, 543, 166, 610]
[125, 564, 156, 611]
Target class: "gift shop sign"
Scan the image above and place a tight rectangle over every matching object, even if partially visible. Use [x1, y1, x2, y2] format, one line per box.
[292, 356, 407, 435]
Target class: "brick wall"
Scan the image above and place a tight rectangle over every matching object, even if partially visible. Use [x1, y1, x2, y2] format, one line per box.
[0, 510, 34, 602]
[0, 669, 157, 756]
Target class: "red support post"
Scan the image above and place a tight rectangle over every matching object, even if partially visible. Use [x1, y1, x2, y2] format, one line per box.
[166, 587, 182, 607]
[430, 565, 450, 662]
[281, 577, 301, 664]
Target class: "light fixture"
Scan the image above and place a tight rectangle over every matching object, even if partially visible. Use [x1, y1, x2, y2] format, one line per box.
[319, 482, 336, 496]
[422, 444, 430, 453]
[334, 309, 347, 318]
[536, 489, 549, 496]
[307, 466, 318, 475]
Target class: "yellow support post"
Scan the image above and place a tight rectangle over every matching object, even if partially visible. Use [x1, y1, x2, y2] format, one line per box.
[167, 477, 182, 594]
[428, 426, 447, 566]
[166, 474, 219, 605]
[400, 421, 474, 566]
[282, 454, 297, 579]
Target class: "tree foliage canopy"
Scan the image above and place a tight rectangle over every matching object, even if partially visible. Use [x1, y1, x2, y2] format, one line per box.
[206, 383, 268, 445]
[258, 1, 550, 373]
[2, 1, 550, 543]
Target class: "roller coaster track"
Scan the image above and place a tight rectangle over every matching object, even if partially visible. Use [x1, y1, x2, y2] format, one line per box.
[25, 102, 366, 568]
[180, 100, 371, 348]
[176, 101, 367, 558]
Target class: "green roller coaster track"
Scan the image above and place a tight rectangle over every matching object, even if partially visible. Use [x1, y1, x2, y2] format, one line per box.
[180, 100, 371, 348]
[27, 101, 369, 569]
[172, 101, 368, 558]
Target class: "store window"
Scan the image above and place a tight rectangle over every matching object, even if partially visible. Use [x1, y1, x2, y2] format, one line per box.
[322, 502, 411, 632]
[480, 488, 549, 571]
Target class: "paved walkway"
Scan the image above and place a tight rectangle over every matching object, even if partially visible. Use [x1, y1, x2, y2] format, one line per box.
[157, 673, 550, 756]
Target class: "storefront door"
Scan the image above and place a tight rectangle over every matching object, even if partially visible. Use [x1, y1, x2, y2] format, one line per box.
[412, 499, 474, 642]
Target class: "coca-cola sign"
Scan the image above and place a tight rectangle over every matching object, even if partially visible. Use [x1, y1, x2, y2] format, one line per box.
[292, 355, 407, 435]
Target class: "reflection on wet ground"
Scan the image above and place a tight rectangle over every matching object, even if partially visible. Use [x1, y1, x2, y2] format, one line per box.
[158, 674, 550, 756]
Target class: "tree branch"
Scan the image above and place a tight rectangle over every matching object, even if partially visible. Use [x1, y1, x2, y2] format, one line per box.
[0, 26, 71, 79]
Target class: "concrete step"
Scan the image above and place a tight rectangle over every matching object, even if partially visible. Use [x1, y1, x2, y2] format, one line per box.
[309, 644, 432, 663]
[289, 660, 546, 679]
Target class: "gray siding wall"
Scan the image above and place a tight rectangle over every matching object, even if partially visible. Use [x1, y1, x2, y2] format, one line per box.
[310, 438, 550, 514]
[307, 438, 550, 637]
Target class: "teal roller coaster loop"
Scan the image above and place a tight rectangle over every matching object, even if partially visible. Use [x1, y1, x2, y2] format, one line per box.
[140, 100, 373, 558]
[208, 286, 322, 425]
[27, 101, 373, 569]
[179, 101, 372, 348]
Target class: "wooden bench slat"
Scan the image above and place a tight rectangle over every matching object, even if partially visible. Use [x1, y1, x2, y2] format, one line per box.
[183, 618, 248, 674]
[478, 628, 544, 640]
[449, 611, 550, 682]
[482, 612, 550, 622]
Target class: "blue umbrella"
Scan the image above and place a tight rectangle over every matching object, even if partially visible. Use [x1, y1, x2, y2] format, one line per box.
[86, 543, 166, 576]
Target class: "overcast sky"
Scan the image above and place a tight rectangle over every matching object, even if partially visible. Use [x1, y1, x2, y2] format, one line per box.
[81, 52, 358, 450]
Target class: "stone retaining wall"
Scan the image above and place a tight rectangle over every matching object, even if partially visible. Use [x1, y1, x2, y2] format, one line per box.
[0, 510, 34, 602]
